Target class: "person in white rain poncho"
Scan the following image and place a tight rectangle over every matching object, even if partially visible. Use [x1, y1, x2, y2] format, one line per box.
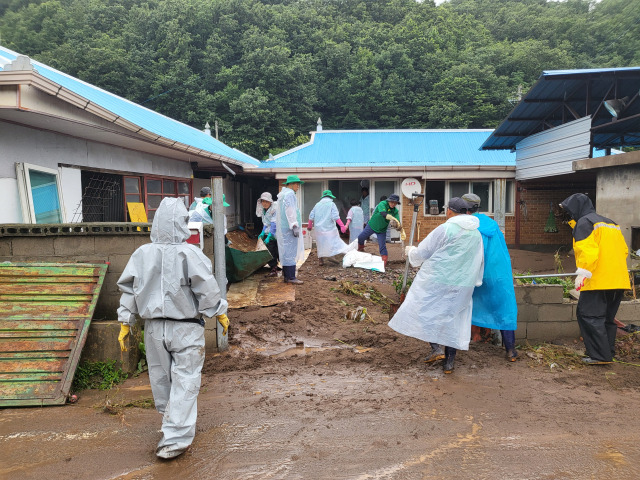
[256, 191, 279, 277]
[307, 190, 350, 266]
[276, 175, 305, 284]
[116, 197, 229, 459]
[344, 199, 365, 243]
[388, 198, 484, 374]
[189, 186, 213, 224]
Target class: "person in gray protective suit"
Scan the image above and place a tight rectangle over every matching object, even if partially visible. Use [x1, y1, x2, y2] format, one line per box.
[116, 197, 229, 460]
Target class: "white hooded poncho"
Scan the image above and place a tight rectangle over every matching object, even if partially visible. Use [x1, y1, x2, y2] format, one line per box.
[309, 197, 351, 258]
[388, 214, 484, 350]
[275, 186, 305, 267]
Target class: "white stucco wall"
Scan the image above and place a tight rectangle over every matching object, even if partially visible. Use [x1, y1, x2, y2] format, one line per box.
[60, 167, 83, 222]
[1, 121, 193, 223]
[0, 121, 193, 179]
[0, 177, 23, 223]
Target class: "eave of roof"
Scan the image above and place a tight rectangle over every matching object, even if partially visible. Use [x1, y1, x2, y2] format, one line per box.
[0, 46, 260, 168]
[262, 129, 515, 170]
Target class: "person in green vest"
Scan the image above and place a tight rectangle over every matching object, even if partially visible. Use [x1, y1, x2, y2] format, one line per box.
[357, 193, 402, 267]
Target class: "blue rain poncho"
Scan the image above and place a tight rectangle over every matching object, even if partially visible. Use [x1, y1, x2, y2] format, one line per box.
[347, 206, 364, 243]
[309, 197, 350, 258]
[471, 213, 517, 331]
[276, 186, 304, 267]
[388, 214, 484, 350]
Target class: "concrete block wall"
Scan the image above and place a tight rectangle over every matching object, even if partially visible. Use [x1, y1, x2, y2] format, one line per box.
[0, 227, 222, 367]
[0, 232, 152, 320]
[514, 285, 640, 342]
[81, 321, 143, 373]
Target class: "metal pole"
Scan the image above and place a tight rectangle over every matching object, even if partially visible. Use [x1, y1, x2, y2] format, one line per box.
[211, 176, 228, 351]
[402, 194, 424, 292]
[514, 273, 578, 279]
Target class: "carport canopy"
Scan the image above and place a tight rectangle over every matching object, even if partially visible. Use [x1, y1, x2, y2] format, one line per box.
[482, 67, 640, 151]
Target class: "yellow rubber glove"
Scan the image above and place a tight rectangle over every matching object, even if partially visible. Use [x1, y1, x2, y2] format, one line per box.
[217, 314, 230, 336]
[118, 324, 130, 352]
[400, 228, 407, 241]
[385, 214, 401, 229]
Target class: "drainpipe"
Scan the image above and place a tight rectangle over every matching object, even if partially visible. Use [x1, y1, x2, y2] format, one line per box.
[515, 181, 521, 248]
[211, 176, 228, 351]
[494, 178, 506, 235]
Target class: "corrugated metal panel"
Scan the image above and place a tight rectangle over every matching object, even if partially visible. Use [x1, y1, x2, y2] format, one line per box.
[0, 46, 260, 167]
[0, 263, 108, 407]
[515, 117, 592, 180]
[267, 130, 515, 169]
[482, 67, 640, 151]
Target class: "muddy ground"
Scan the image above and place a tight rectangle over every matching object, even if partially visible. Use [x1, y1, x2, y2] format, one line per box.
[3, 244, 640, 479]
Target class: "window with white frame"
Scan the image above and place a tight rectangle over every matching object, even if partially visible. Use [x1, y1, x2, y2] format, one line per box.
[449, 181, 492, 213]
[424, 180, 514, 215]
[16, 163, 65, 223]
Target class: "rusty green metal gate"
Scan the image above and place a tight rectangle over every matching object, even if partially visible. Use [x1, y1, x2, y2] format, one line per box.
[0, 263, 108, 407]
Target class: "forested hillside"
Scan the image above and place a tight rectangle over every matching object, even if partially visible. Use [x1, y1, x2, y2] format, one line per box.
[1, 0, 638, 158]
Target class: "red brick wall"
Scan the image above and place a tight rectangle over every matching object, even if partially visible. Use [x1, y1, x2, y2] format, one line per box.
[517, 182, 595, 246]
[399, 199, 516, 244]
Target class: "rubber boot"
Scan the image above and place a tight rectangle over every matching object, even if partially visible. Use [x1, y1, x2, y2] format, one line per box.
[319, 257, 325, 266]
[283, 265, 303, 284]
[443, 347, 456, 374]
[266, 266, 278, 278]
[502, 330, 518, 362]
[357, 243, 365, 252]
[425, 344, 445, 364]
[382, 255, 388, 267]
[282, 265, 293, 283]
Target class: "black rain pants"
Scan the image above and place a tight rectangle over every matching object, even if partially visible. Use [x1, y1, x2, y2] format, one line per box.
[576, 289, 625, 362]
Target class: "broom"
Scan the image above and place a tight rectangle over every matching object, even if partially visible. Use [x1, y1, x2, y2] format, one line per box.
[544, 202, 558, 233]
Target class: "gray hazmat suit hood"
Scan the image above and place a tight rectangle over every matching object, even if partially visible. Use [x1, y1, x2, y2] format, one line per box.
[152, 197, 192, 244]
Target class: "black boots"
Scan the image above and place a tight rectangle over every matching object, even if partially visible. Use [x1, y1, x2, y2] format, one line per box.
[443, 347, 456, 374]
[425, 344, 445, 363]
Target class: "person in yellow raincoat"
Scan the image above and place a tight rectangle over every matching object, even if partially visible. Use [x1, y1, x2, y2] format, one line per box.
[560, 193, 630, 365]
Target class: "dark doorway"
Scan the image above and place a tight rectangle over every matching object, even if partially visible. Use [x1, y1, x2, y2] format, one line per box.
[79, 171, 125, 222]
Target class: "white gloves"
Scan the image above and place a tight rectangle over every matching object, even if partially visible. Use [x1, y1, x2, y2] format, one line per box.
[574, 268, 592, 291]
[405, 246, 416, 257]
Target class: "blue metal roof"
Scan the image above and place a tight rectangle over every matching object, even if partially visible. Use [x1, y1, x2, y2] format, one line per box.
[0, 46, 260, 167]
[482, 67, 640, 151]
[265, 130, 515, 169]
